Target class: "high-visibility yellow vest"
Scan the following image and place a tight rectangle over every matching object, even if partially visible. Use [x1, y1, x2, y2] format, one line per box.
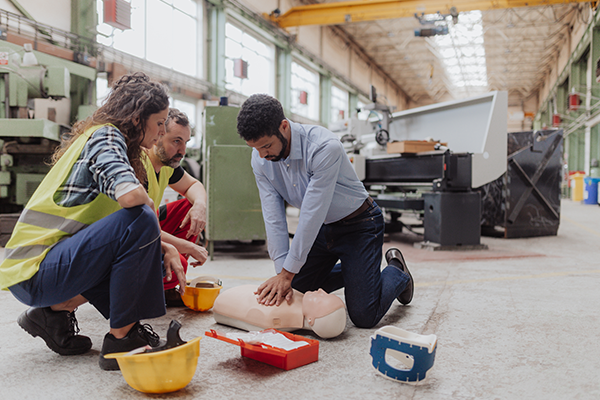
[0, 125, 123, 290]
[141, 150, 174, 209]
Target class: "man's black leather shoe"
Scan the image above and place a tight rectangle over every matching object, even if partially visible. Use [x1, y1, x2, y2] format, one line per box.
[385, 248, 414, 305]
[99, 322, 163, 371]
[17, 307, 92, 355]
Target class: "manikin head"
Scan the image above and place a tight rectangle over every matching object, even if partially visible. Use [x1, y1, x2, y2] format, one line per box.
[302, 289, 346, 339]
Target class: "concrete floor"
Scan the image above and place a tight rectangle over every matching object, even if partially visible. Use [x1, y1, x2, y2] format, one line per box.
[1, 199, 599, 399]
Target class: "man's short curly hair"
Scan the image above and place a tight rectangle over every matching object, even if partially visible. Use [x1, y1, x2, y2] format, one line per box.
[237, 94, 285, 142]
[166, 108, 190, 128]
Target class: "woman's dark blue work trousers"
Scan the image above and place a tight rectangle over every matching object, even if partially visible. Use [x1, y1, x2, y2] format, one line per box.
[9, 205, 165, 329]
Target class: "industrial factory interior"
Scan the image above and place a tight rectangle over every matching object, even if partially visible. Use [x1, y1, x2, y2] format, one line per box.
[0, 0, 599, 399]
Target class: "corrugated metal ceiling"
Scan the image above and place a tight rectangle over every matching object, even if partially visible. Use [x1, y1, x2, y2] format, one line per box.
[299, 1, 593, 106]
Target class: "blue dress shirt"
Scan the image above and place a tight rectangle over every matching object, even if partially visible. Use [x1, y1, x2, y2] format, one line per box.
[251, 120, 368, 275]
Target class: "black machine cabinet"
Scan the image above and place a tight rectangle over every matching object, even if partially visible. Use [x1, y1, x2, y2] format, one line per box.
[366, 152, 472, 190]
[424, 191, 482, 246]
[480, 129, 563, 238]
[364, 152, 482, 247]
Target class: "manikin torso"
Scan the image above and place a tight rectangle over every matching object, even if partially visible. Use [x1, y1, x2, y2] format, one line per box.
[212, 284, 347, 339]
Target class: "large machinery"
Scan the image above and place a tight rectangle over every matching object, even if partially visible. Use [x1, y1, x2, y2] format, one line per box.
[202, 104, 266, 258]
[339, 90, 562, 248]
[480, 129, 563, 239]
[337, 90, 509, 248]
[0, 40, 96, 244]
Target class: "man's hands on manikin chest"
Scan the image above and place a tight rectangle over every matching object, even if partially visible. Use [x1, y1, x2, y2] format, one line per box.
[254, 269, 295, 306]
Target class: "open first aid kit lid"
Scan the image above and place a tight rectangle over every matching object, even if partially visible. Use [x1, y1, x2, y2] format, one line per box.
[205, 328, 319, 370]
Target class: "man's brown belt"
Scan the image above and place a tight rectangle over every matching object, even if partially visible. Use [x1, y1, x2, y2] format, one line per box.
[340, 197, 374, 222]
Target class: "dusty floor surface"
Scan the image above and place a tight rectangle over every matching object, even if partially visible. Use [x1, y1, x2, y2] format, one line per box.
[1, 200, 599, 399]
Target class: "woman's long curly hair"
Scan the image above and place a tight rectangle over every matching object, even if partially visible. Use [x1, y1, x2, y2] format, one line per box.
[52, 72, 169, 185]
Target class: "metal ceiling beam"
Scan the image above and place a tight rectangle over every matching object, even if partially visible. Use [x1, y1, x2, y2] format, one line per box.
[355, 31, 564, 43]
[265, 0, 594, 28]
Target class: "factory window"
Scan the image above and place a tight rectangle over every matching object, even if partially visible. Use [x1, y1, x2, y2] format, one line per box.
[330, 85, 349, 123]
[291, 61, 319, 121]
[224, 22, 275, 97]
[170, 97, 199, 147]
[97, 0, 198, 76]
[97, 74, 197, 142]
[170, 98, 197, 128]
[96, 73, 110, 106]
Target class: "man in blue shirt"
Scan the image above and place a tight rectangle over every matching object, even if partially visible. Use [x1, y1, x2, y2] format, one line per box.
[237, 94, 414, 329]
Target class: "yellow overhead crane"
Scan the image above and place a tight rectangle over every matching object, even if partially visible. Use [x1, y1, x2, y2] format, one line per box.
[264, 0, 595, 28]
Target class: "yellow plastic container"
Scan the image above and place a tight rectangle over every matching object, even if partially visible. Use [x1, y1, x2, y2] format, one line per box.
[180, 276, 222, 312]
[571, 173, 585, 202]
[104, 337, 201, 394]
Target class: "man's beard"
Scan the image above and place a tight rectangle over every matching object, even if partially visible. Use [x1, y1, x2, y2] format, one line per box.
[265, 132, 288, 162]
[156, 144, 184, 168]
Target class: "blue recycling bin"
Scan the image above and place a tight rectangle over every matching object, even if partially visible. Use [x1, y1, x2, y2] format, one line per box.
[583, 177, 600, 204]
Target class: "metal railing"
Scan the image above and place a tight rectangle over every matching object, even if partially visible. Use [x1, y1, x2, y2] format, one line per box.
[0, 9, 221, 99]
[0, 9, 97, 55]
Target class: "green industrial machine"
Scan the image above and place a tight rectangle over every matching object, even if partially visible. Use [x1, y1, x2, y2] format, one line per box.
[202, 105, 266, 257]
[0, 46, 69, 211]
[0, 41, 96, 244]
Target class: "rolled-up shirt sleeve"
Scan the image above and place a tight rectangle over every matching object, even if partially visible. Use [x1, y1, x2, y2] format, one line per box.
[88, 126, 139, 201]
[114, 181, 140, 200]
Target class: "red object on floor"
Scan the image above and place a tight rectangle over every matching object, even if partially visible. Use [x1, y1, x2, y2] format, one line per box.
[205, 329, 319, 370]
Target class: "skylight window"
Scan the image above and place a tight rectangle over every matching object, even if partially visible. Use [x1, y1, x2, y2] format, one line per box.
[433, 11, 488, 96]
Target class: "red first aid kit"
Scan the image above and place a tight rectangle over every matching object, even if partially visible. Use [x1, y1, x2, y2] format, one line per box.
[205, 328, 319, 370]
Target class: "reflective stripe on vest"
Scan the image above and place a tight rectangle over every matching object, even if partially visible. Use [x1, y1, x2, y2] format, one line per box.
[0, 124, 123, 289]
[18, 209, 89, 234]
[4, 244, 49, 260]
[3, 209, 90, 260]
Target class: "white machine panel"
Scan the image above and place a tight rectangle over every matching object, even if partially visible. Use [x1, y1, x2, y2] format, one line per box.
[387, 91, 508, 188]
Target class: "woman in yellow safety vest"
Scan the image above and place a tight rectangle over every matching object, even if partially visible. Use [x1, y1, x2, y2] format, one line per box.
[0, 72, 184, 371]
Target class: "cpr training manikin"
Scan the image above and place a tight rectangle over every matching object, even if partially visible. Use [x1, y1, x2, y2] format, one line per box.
[212, 284, 347, 339]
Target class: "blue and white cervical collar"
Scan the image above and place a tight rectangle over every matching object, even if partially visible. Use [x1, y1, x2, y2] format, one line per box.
[369, 326, 437, 383]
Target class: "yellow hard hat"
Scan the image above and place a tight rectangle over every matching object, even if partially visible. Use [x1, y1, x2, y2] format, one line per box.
[104, 336, 201, 394]
[181, 275, 222, 312]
